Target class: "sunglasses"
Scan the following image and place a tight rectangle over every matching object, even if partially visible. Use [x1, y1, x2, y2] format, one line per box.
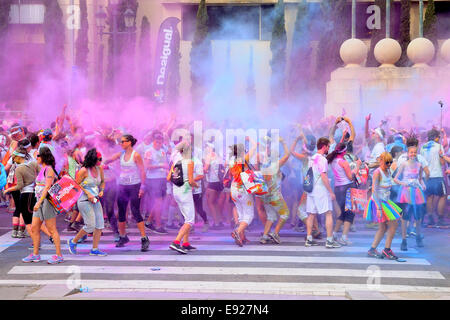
[385, 161, 393, 165]
[36, 155, 41, 158]
[97, 158, 102, 161]
[120, 140, 129, 144]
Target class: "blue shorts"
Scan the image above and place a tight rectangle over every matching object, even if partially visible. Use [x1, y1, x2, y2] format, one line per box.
[425, 178, 446, 197]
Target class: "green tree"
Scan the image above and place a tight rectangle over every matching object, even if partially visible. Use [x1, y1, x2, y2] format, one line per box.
[397, 0, 411, 67]
[75, 0, 89, 76]
[43, 0, 65, 73]
[270, 0, 287, 106]
[424, 0, 437, 49]
[139, 16, 151, 96]
[190, 0, 211, 107]
[288, 1, 310, 100]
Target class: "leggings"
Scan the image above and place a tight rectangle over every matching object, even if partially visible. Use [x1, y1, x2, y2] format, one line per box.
[100, 181, 118, 233]
[117, 183, 143, 223]
[193, 193, 208, 223]
[18, 192, 36, 225]
[12, 190, 21, 218]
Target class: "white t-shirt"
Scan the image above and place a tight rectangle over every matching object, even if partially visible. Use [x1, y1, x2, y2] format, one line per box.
[310, 153, 329, 194]
[144, 145, 168, 179]
[369, 142, 385, 165]
[397, 153, 429, 169]
[420, 141, 444, 178]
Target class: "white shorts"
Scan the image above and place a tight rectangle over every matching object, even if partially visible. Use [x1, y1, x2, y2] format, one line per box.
[306, 189, 333, 214]
[173, 183, 195, 225]
[231, 183, 254, 225]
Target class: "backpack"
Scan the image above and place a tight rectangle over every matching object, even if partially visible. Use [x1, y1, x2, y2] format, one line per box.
[240, 162, 268, 197]
[302, 166, 315, 193]
[169, 161, 184, 187]
[0, 163, 6, 190]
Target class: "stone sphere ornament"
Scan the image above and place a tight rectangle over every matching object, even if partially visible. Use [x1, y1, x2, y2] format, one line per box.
[374, 38, 402, 67]
[440, 39, 450, 65]
[340, 38, 368, 67]
[407, 37, 435, 67]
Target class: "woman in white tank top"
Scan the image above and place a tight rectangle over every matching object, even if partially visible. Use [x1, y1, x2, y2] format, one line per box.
[104, 134, 150, 252]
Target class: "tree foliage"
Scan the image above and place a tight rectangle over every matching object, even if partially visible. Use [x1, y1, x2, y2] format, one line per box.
[270, 0, 287, 105]
[397, 0, 411, 67]
[43, 0, 65, 72]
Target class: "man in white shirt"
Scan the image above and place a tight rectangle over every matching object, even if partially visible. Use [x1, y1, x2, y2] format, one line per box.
[420, 129, 448, 228]
[305, 137, 341, 248]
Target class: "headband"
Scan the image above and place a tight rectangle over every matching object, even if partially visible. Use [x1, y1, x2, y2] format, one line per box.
[374, 128, 384, 140]
[12, 150, 26, 158]
[21, 142, 31, 149]
[336, 145, 347, 154]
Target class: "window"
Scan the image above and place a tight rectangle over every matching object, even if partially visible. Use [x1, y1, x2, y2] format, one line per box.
[436, 2, 450, 39]
[9, 3, 45, 24]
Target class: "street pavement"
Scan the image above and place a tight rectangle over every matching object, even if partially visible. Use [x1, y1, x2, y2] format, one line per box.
[0, 208, 449, 300]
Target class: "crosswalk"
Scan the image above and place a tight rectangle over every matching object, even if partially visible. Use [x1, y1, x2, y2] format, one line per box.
[1, 226, 449, 296]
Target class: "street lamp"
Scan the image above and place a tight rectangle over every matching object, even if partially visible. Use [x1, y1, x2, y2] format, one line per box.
[95, 3, 136, 99]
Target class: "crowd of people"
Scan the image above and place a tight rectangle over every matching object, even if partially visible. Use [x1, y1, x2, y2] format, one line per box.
[0, 105, 449, 264]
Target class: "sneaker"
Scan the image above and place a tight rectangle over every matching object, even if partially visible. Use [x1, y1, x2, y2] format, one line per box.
[427, 216, 436, 227]
[77, 235, 88, 244]
[182, 244, 197, 251]
[22, 254, 41, 263]
[169, 242, 187, 254]
[47, 255, 64, 264]
[259, 235, 271, 244]
[400, 239, 408, 251]
[268, 232, 281, 244]
[141, 236, 150, 252]
[201, 223, 209, 233]
[67, 223, 79, 232]
[89, 249, 107, 256]
[16, 230, 26, 238]
[305, 239, 320, 247]
[152, 227, 168, 235]
[231, 230, 243, 247]
[144, 222, 153, 230]
[49, 237, 54, 244]
[416, 235, 424, 247]
[409, 227, 417, 236]
[11, 230, 18, 238]
[437, 218, 449, 228]
[115, 235, 130, 247]
[367, 248, 381, 258]
[381, 248, 398, 260]
[113, 233, 120, 242]
[166, 224, 178, 230]
[312, 230, 322, 239]
[242, 234, 250, 244]
[67, 239, 77, 255]
[326, 240, 342, 249]
[350, 224, 356, 232]
[337, 237, 351, 246]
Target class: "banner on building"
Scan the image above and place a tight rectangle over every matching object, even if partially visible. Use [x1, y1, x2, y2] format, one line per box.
[345, 188, 369, 215]
[153, 17, 180, 103]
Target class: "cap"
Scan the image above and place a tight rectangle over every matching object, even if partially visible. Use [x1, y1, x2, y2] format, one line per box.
[43, 128, 52, 136]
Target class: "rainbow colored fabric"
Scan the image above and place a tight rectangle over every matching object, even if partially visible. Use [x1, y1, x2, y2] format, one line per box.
[396, 186, 425, 205]
[364, 197, 402, 223]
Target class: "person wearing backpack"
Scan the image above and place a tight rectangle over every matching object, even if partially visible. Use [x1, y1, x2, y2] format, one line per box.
[22, 147, 64, 264]
[305, 137, 341, 248]
[168, 140, 199, 254]
[259, 137, 290, 244]
[3, 147, 53, 244]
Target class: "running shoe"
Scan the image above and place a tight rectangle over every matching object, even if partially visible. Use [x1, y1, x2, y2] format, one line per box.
[427, 216, 436, 228]
[141, 236, 150, 252]
[409, 227, 417, 236]
[22, 254, 41, 263]
[400, 239, 408, 251]
[201, 223, 209, 233]
[152, 227, 168, 235]
[268, 232, 281, 244]
[115, 235, 129, 247]
[47, 255, 64, 264]
[325, 240, 342, 249]
[437, 218, 449, 229]
[312, 230, 322, 239]
[381, 248, 398, 260]
[337, 237, 351, 246]
[182, 244, 197, 251]
[89, 249, 108, 256]
[17, 230, 26, 238]
[77, 235, 88, 244]
[166, 224, 178, 230]
[242, 234, 250, 244]
[49, 237, 54, 244]
[113, 233, 120, 242]
[259, 235, 271, 244]
[367, 248, 381, 258]
[231, 230, 243, 247]
[11, 230, 18, 238]
[350, 224, 356, 232]
[144, 222, 153, 230]
[305, 239, 320, 247]
[416, 235, 424, 248]
[169, 242, 187, 254]
[67, 239, 77, 255]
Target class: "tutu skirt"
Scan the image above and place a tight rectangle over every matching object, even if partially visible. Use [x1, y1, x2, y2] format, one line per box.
[396, 186, 425, 205]
[364, 197, 402, 223]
